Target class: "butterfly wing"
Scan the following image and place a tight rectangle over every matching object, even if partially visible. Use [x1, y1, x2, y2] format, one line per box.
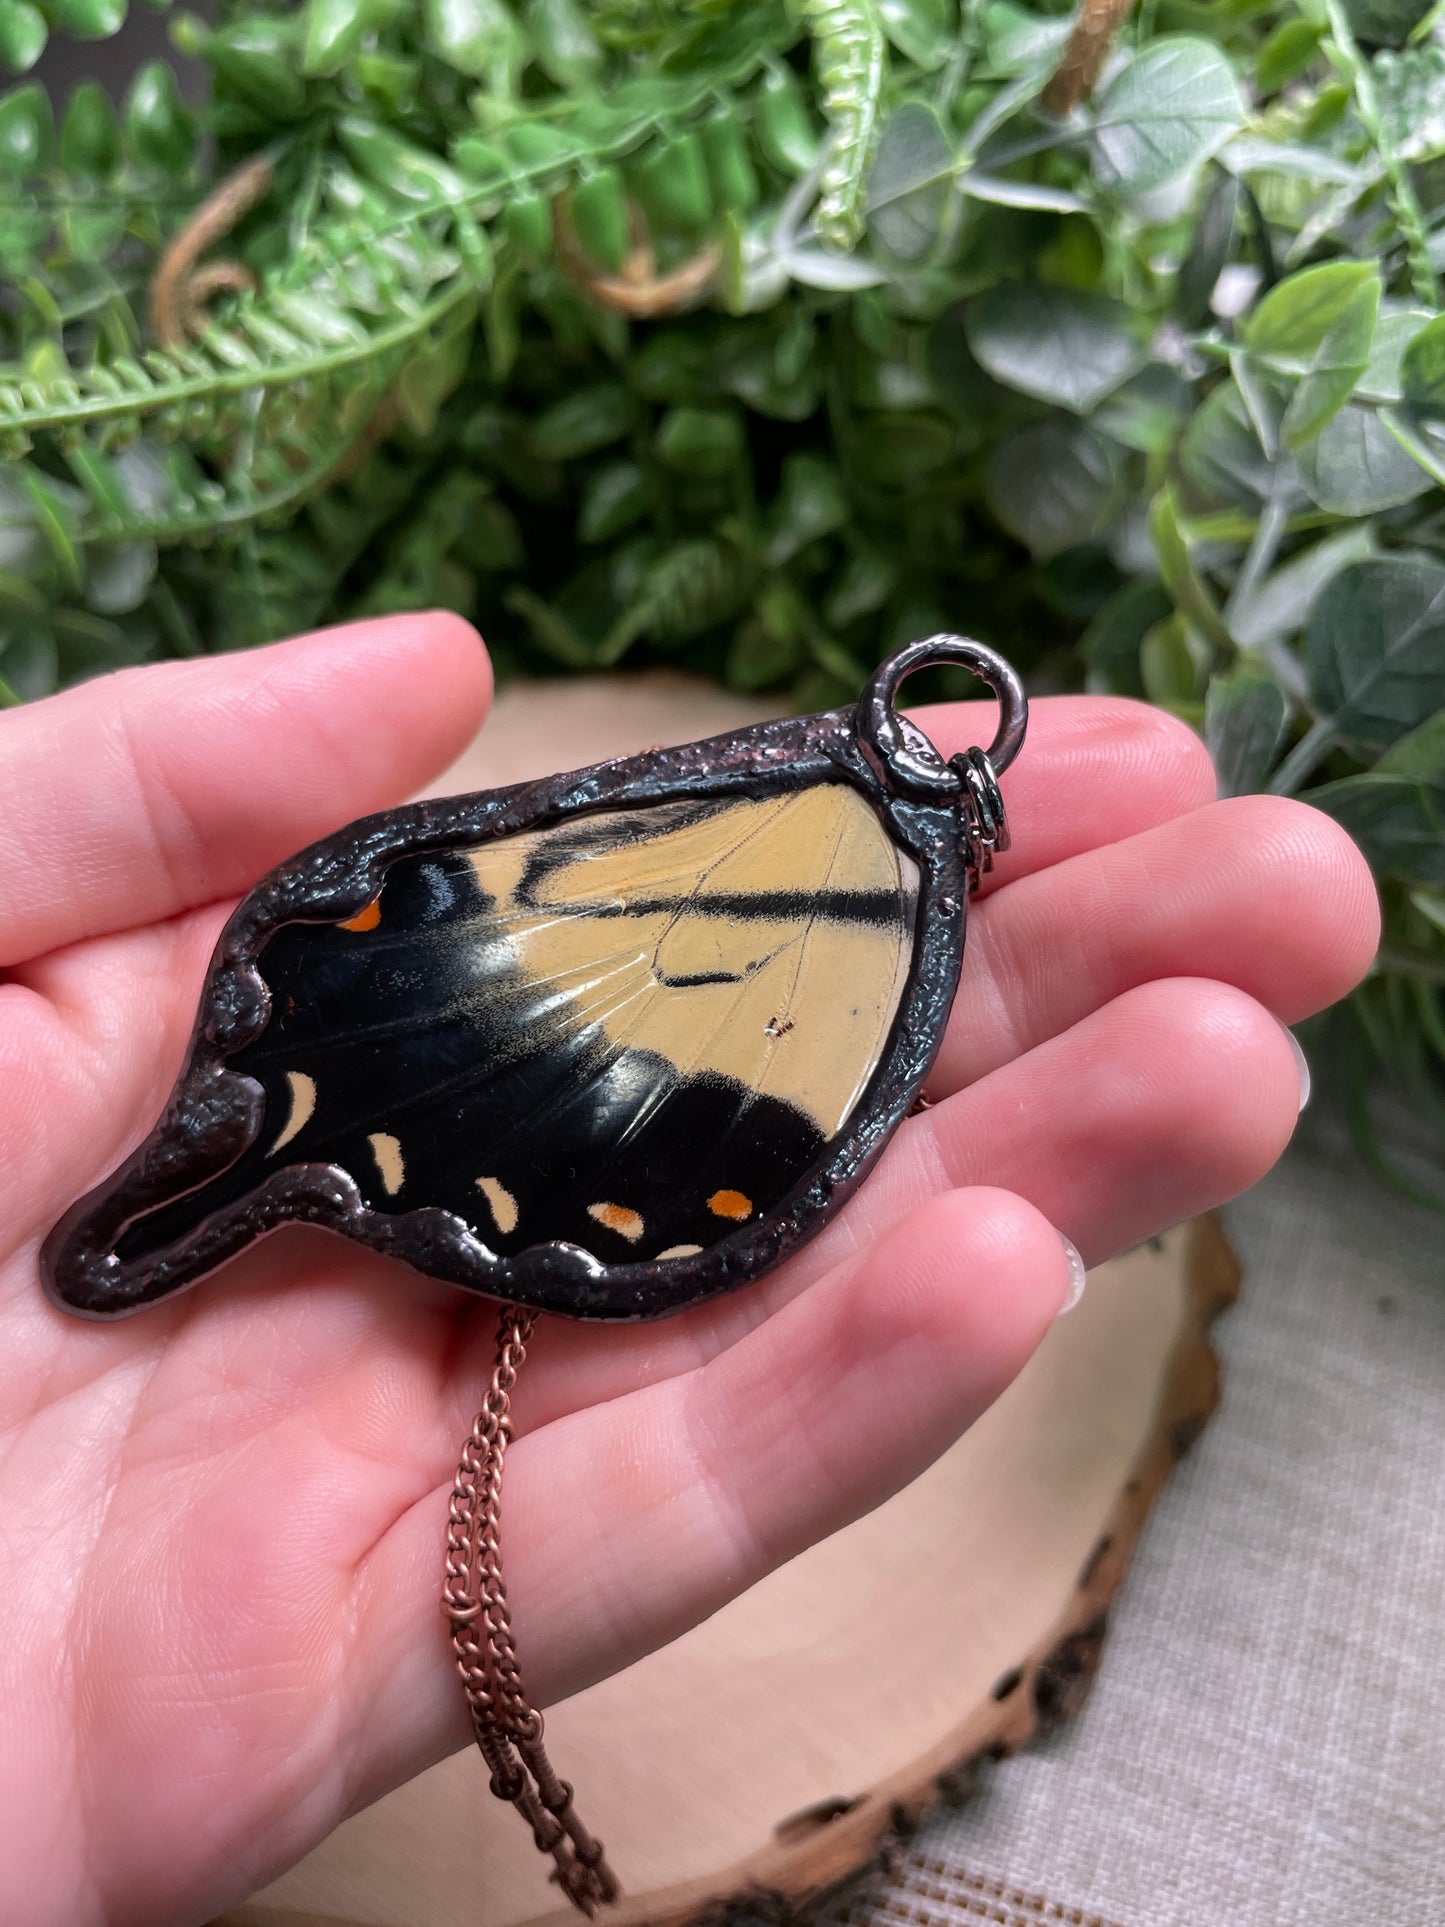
[117, 783, 918, 1271]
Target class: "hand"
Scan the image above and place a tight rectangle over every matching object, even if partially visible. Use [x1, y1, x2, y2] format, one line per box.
[0, 615, 1377, 1926]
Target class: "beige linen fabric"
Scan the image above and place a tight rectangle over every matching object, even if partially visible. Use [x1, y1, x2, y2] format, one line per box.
[824, 1116, 1445, 1927]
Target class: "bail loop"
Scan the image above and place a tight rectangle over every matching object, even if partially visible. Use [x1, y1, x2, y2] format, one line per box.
[857, 633, 1028, 800]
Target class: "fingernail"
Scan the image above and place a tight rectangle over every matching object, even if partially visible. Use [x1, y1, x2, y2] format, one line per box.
[1057, 1234, 1087, 1317]
[1279, 1020, 1311, 1112]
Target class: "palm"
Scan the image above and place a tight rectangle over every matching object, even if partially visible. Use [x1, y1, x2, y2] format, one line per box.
[0, 615, 1377, 1927]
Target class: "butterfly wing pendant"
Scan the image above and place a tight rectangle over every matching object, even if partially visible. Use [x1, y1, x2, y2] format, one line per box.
[43, 635, 1025, 1323]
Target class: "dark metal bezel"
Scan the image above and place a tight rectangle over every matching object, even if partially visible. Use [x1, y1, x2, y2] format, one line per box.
[42, 705, 972, 1323]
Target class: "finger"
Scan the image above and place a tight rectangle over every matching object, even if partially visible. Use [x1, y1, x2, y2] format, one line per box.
[0, 906, 233, 1254]
[0, 612, 491, 968]
[931, 792, 1380, 1093]
[10, 692, 1216, 1247]
[345, 1185, 1071, 1809]
[13, 688, 1207, 1214]
[497, 974, 1305, 1431]
[908, 693, 1217, 894]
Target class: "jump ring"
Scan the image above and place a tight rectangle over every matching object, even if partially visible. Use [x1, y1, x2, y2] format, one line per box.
[856, 633, 1028, 800]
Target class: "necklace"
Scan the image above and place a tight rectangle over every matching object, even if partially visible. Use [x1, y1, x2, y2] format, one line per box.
[44, 631, 1027, 1913]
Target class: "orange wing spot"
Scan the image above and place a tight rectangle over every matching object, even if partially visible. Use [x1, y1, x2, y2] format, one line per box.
[708, 1188, 753, 1221]
[340, 897, 382, 933]
[588, 1202, 645, 1243]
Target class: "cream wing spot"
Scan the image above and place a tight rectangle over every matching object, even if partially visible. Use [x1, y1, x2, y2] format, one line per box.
[368, 1132, 405, 1197]
[268, 1071, 317, 1155]
[656, 1243, 703, 1260]
[588, 1202, 645, 1243]
[476, 1176, 519, 1236]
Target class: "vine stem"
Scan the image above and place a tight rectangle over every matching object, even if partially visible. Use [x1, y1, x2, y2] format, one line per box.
[1223, 489, 1288, 631]
[1267, 715, 1336, 795]
[1042, 0, 1137, 115]
[1322, 0, 1438, 307]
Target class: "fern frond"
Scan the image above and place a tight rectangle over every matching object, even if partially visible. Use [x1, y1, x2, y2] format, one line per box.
[801, 0, 886, 251]
[0, 15, 797, 452]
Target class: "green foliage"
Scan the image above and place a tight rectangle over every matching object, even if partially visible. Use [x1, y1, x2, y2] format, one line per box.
[3, 0, 1445, 1184]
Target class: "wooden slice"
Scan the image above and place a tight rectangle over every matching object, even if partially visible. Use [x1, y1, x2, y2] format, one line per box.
[224, 681, 1241, 1927]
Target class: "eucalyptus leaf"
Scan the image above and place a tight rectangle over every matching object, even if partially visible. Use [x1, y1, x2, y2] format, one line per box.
[985, 418, 1117, 558]
[0, 620, 57, 700]
[865, 102, 954, 262]
[1079, 576, 1168, 697]
[876, 0, 953, 70]
[1179, 380, 1308, 516]
[1206, 666, 1290, 795]
[1306, 557, 1445, 755]
[1310, 770, 1445, 886]
[1092, 38, 1246, 195]
[1092, 364, 1193, 455]
[1148, 487, 1233, 655]
[964, 285, 1148, 415]
[1299, 404, 1434, 514]
[1381, 707, 1445, 784]
[85, 538, 157, 615]
[1400, 311, 1445, 423]
[1230, 526, 1379, 650]
[1355, 306, 1432, 405]
[1178, 169, 1239, 326]
[1240, 261, 1381, 446]
[980, 2, 1072, 78]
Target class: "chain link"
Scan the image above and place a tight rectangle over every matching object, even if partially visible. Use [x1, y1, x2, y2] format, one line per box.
[443, 1306, 620, 1916]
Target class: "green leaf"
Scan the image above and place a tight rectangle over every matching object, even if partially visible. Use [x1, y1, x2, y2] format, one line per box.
[1079, 576, 1170, 697]
[577, 461, 651, 545]
[525, 0, 602, 89]
[1092, 38, 1246, 195]
[1380, 708, 1445, 783]
[0, 2, 46, 74]
[1179, 380, 1308, 516]
[852, 410, 955, 485]
[1177, 168, 1239, 326]
[0, 619, 56, 699]
[1342, 0, 1431, 50]
[980, 3, 1072, 78]
[1375, 44, 1445, 161]
[1147, 487, 1233, 656]
[424, 0, 523, 80]
[1306, 557, 1445, 756]
[985, 419, 1117, 559]
[655, 406, 745, 478]
[1310, 768, 1445, 886]
[85, 539, 156, 615]
[965, 285, 1148, 415]
[865, 102, 954, 262]
[1399, 310, 1445, 431]
[1298, 403, 1434, 514]
[1242, 263, 1381, 446]
[302, 0, 373, 77]
[763, 453, 848, 566]
[877, 0, 953, 70]
[530, 384, 633, 462]
[1091, 365, 1192, 456]
[48, 0, 126, 39]
[1355, 306, 1432, 405]
[1140, 614, 1202, 707]
[1206, 667, 1290, 796]
[1255, 17, 1323, 94]
[1230, 526, 1379, 650]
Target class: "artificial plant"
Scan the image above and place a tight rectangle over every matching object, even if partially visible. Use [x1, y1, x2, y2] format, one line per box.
[0, 0, 1443, 1186]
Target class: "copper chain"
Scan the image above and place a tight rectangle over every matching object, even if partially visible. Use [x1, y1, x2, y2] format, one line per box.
[442, 1305, 620, 1916]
